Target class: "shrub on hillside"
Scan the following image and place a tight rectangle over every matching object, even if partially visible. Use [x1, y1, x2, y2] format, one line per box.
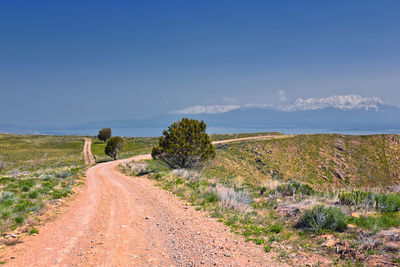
[171, 169, 199, 181]
[275, 181, 314, 197]
[98, 128, 112, 143]
[339, 191, 400, 212]
[339, 191, 375, 207]
[295, 205, 347, 233]
[214, 184, 253, 212]
[0, 192, 14, 202]
[375, 194, 400, 212]
[151, 118, 215, 168]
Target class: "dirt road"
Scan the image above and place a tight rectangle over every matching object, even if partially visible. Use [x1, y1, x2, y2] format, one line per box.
[83, 138, 95, 165]
[2, 136, 288, 266]
[212, 134, 293, 144]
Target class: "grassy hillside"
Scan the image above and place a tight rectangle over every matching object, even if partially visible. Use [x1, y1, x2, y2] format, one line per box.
[209, 132, 282, 141]
[205, 134, 400, 189]
[120, 133, 400, 265]
[0, 134, 85, 235]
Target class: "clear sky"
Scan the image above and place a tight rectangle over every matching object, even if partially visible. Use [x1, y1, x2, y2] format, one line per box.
[1, 0, 399, 126]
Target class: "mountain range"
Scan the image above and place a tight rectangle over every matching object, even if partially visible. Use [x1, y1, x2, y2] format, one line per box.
[1, 95, 399, 136]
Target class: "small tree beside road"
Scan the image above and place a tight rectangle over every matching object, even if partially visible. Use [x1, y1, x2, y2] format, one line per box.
[105, 137, 124, 160]
[98, 128, 112, 143]
[151, 118, 215, 168]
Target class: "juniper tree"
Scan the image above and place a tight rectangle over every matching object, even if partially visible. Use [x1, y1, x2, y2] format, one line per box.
[105, 136, 124, 160]
[98, 128, 112, 143]
[151, 118, 215, 168]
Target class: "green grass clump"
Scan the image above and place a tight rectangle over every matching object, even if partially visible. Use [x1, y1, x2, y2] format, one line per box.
[263, 245, 271, 252]
[339, 191, 400, 212]
[375, 194, 400, 212]
[269, 223, 284, 233]
[29, 226, 39, 235]
[339, 191, 375, 207]
[14, 216, 24, 224]
[295, 205, 347, 233]
[351, 213, 400, 232]
[274, 181, 314, 197]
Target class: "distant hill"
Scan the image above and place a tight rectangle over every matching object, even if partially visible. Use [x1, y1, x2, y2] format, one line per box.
[1, 96, 400, 136]
[205, 133, 400, 189]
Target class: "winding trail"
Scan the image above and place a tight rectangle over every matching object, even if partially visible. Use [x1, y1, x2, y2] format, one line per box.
[83, 138, 95, 165]
[2, 135, 290, 266]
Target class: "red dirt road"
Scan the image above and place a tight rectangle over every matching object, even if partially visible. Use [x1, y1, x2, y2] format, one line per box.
[1, 136, 288, 266]
[83, 138, 95, 165]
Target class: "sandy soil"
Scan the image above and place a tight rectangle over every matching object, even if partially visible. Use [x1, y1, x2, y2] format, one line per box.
[1, 136, 290, 266]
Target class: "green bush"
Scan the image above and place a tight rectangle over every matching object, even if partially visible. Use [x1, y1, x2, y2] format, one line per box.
[105, 137, 124, 160]
[98, 128, 112, 143]
[295, 205, 347, 233]
[201, 191, 219, 204]
[339, 191, 374, 206]
[151, 118, 215, 168]
[352, 213, 400, 232]
[13, 199, 33, 212]
[28, 190, 39, 199]
[29, 226, 39, 235]
[375, 194, 400, 212]
[275, 181, 314, 197]
[339, 191, 400, 212]
[0, 208, 11, 219]
[269, 223, 283, 233]
[0, 191, 14, 201]
[50, 189, 70, 199]
[14, 216, 24, 224]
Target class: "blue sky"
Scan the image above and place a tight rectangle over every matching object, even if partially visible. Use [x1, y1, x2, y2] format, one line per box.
[0, 1, 399, 125]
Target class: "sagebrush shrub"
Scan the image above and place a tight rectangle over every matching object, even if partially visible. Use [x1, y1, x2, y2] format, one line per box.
[339, 191, 400, 212]
[0, 191, 14, 201]
[295, 205, 347, 233]
[214, 184, 253, 212]
[275, 181, 314, 197]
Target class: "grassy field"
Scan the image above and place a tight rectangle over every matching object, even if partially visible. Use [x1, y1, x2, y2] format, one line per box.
[0, 134, 84, 174]
[120, 133, 400, 265]
[91, 136, 159, 163]
[0, 134, 85, 235]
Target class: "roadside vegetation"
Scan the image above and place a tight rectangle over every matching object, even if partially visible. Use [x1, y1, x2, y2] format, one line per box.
[120, 131, 400, 265]
[105, 136, 124, 160]
[0, 134, 85, 239]
[91, 136, 158, 163]
[152, 118, 215, 168]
